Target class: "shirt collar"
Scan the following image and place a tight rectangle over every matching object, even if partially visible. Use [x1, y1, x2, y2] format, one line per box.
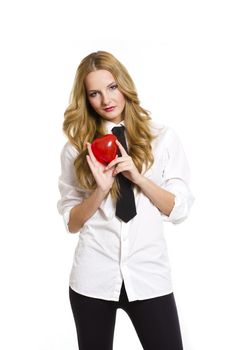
[104, 119, 125, 134]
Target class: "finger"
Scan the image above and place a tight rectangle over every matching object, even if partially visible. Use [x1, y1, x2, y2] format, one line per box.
[113, 163, 132, 175]
[105, 156, 126, 171]
[87, 142, 98, 164]
[106, 158, 120, 169]
[116, 140, 128, 156]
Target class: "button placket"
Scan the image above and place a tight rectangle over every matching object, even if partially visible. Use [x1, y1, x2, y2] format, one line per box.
[120, 221, 130, 269]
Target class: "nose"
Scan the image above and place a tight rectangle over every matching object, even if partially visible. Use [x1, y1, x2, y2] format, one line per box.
[101, 92, 111, 106]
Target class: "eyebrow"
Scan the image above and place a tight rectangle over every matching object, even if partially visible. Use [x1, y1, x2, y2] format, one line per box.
[88, 81, 116, 93]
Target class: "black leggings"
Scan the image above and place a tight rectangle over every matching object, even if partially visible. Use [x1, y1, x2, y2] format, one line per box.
[69, 281, 183, 350]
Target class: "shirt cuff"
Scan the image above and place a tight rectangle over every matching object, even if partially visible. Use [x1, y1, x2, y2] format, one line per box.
[62, 209, 70, 233]
[161, 192, 195, 224]
[62, 207, 79, 233]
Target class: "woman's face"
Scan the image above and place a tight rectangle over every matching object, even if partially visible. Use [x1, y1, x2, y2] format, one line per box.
[84, 69, 126, 124]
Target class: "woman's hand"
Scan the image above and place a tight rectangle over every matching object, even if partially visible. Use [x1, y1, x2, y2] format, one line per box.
[86, 142, 117, 193]
[104, 140, 143, 185]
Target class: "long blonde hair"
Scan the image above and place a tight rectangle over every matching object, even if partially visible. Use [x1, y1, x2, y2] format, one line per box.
[62, 51, 157, 202]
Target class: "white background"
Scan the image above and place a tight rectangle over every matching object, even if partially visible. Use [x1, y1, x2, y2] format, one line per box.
[0, 1, 232, 349]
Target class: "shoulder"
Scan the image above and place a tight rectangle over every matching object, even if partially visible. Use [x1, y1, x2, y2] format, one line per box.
[149, 119, 178, 146]
[60, 141, 79, 162]
[149, 119, 166, 135]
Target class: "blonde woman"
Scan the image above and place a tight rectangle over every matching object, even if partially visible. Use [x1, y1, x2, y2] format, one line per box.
[57, 51, 195, 350]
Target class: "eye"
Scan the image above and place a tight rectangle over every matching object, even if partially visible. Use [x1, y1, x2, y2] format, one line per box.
[89, 91, 98, 97]
[110, 84, 118, 90]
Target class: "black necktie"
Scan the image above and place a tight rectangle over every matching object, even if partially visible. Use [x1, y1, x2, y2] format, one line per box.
[111, 125, 137, 222]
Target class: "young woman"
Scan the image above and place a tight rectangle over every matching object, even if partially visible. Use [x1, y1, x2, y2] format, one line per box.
[57, 50, 195, 350]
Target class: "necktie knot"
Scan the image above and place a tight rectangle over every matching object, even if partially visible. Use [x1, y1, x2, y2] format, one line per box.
[111, 125, 125, 135]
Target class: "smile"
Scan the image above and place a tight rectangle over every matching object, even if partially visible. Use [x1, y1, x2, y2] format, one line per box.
[103, 107, 115, 112]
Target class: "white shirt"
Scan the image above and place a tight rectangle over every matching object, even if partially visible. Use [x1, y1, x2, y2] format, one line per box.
[57, 119, 195, 301]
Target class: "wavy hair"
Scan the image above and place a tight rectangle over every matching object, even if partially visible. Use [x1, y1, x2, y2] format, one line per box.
[62, 50, 157, 202]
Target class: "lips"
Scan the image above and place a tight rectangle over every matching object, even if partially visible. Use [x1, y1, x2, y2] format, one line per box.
[104, 106, 115, 112]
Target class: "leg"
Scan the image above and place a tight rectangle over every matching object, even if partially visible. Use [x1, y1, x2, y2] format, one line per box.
[123, 292, 183, 350]
[69, 286, 117, 350]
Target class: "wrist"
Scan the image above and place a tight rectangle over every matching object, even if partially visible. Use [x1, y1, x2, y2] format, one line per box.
[95, 186, 110, 197]
[134, 174, 146, 187]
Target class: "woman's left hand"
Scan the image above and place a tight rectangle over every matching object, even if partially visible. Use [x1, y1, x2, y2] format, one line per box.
[104, 140, 142, 185]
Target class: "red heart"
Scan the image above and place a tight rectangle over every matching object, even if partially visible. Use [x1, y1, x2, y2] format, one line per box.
[91, 134, 118, 164]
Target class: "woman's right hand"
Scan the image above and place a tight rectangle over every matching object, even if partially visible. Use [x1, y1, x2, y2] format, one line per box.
[85, 142, 117, 193]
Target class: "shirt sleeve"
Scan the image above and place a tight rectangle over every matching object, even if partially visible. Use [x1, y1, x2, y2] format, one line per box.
[160, 128, 195, 224]
[57, 141, 84, 233]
